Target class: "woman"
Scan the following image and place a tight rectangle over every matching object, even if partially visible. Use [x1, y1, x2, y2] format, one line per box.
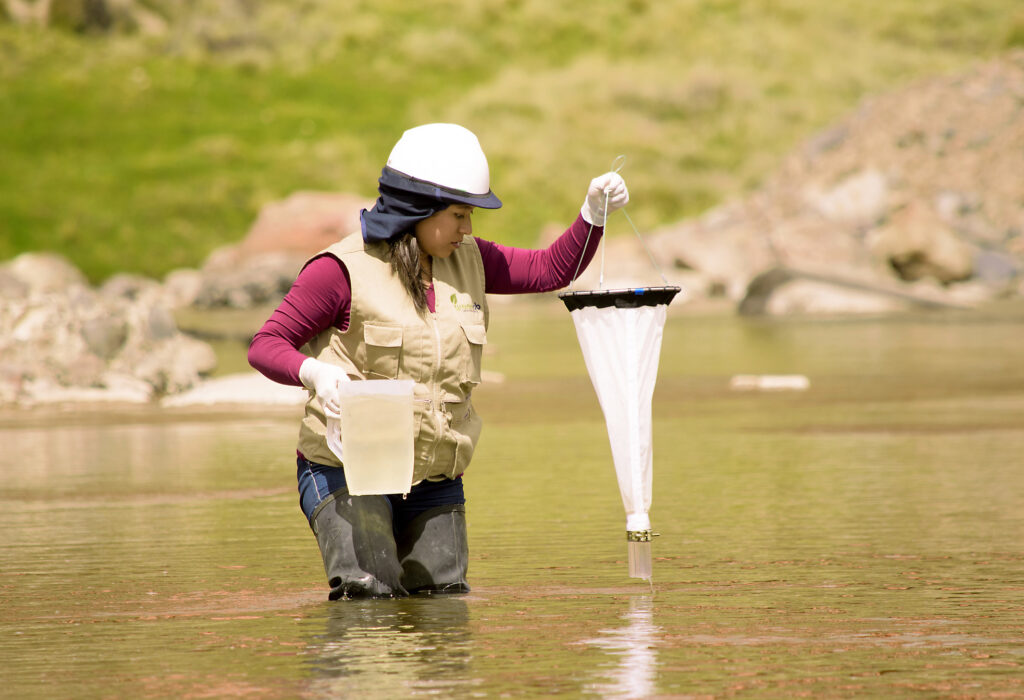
[248, 123, 628, 599]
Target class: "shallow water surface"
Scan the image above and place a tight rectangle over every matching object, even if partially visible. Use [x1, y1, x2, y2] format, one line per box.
[2, 306, 1023, 697]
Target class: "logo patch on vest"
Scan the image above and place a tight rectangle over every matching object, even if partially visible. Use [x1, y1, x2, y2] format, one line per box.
[449, 292, 482, 312]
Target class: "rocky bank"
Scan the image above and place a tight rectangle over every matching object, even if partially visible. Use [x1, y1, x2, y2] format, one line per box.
[0, 252, 217, 406]
[637, 51, 1024, 314]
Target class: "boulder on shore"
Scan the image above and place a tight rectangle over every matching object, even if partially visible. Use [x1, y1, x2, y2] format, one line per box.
[0, 252, 218, 406]
[160, 372, 308, 408]
[191, 191, 370, 309]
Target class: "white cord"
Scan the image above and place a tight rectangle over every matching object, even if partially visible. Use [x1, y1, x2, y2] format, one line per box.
[599, 190, 609, 289]
[622, 208, 670, 285]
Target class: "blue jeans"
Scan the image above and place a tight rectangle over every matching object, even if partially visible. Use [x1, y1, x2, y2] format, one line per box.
[296, 455, 466, 536]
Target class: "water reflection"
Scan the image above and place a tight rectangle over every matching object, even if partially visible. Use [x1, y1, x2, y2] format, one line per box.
[305, 596, 474, 697]
[583, 596, 661, 699]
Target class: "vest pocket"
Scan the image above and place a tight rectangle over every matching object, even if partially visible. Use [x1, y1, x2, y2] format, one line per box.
[451, 399, 482, 478]
[363, 324, 403, 379]
[459, 322, 487, 386]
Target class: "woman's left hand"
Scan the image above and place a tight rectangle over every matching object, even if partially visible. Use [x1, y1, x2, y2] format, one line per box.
[298, 357, 350, 416]
[581, 172, 629, 226]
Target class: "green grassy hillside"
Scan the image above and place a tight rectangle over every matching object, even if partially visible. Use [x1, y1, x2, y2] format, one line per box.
[1, 0, 1021, 282]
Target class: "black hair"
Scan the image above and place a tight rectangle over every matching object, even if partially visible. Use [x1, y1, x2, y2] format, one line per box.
[387, 233, 429, 314]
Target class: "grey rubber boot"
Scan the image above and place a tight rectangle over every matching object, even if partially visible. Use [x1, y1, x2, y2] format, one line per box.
[310, 488, 408, 600]
[397, 504, 470, 594]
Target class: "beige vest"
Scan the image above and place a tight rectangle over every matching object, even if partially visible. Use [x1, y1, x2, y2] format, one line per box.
[296, 233, 489, 484]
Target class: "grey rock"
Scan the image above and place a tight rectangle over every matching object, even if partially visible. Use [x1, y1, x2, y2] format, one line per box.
[871, 202, 974, 283]
[972, 249, 1019, 284]
[162, 268, 203, 309]
[3, 252, 88, 295]
[81, 316, 128, 359]
[0, 268, 28, 299]
[804, 169, 889, 228]
[194, 251, 304, 308]
[146, 305, 178, 341]
[100, 272, 161, 301]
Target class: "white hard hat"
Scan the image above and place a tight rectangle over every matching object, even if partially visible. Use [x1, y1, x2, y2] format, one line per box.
[385, 123, 502, 209]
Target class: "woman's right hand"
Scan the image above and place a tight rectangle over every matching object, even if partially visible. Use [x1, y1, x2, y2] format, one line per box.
[299, 357, 350, 416]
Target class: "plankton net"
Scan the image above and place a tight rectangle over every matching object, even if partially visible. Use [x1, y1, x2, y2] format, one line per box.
[558, 158, 680, 581]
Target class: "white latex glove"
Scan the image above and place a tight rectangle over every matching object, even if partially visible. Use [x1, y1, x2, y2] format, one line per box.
[298, 357, 349, 416]
[580, 171, 629, 226]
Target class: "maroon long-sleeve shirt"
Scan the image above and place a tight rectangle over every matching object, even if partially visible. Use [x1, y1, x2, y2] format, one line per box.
[248, 213, 602, 385]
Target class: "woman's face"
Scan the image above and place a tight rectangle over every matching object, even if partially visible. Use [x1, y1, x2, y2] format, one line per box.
[415, 205, 474, 260]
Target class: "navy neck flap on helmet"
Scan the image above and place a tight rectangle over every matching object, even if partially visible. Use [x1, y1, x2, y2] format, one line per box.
[360, 167, 502, 244]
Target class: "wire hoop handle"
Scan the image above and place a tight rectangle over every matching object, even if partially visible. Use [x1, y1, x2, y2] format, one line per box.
[570, 155, 670, 290]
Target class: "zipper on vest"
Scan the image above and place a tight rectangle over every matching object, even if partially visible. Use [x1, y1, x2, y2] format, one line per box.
[428, 315, 445, 468]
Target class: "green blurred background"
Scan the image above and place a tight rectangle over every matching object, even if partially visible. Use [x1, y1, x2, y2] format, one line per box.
[1, 0, 1021, 283]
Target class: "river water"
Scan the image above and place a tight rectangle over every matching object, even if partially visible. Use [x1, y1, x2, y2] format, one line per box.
[2, 304, 1023, 698]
